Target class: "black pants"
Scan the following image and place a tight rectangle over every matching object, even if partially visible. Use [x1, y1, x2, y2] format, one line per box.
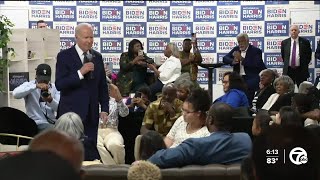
[287, 67, 306, 88]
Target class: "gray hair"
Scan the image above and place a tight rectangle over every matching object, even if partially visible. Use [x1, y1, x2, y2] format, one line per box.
[75, 23, 92, 36]
[236, 33, 249, 42]
[259, 69, 279, 82]
[174, 73, 195, 92]
[298, 81, 313, 94]
[273, 75, 295, 93]
[166, 42, 180, 58]
[54, 112, 84, 140]
[162, 83, 176, 93]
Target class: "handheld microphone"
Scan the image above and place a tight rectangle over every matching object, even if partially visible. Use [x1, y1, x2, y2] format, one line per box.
[86, 50, 94, 79]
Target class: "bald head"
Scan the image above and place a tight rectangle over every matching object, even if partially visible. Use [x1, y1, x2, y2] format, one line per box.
[29, 129, 84, 172]
[290, 25, 300, 39]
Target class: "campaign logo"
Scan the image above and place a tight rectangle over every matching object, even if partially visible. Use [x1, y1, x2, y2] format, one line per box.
[171, 7, 193, 22]
[197, 38, 215, 53]
[265, 38, 282, 53]
[77, 7, 99, 22]
[217, 6, 240, 22]
[217, 1, 240, 5]
[216, 38, 237, 53]
[264, 53, 283, 68]
[103, 54, 120, 67]
[194, 6, 216, 22]
[249, 37, 264, 52]
[76, 1, 99, 6]
[146, 1, 170, 6]
[265, 0, 289, 5]
[60, 38, 75, 51]
[296, 23, 313, 35]
[169, 38, 185, 51]
[100, 22, 123, 38]
[76, 22, 100, 37]
[316, 20, 320, 36]
[123, 1, 146, 6]
[265, 21, 289, 37]
[217, 22, 240, 37]
[53, 1, 77, 6]
[194, 22, 216, 37]
[241, 6, 264, 21]
[241, 22, 264, 37]
[147, 23, 170, 38]
[170, 1, 192, 6]
[123, 38, 147, 52]
[124, 7, 146, 22]
[201, 53, 215, 64]
[100, 7, 123, 22]
[54, 22, 77, 37]
[266, 7, 288, 20]
[53, 6, 76, 21]
[147, 7, 169, 22]
[241, 1, 265, 5]
[101, 38, 123, 53]
[303, 36, 315, 52]
[197, 69, 209, 85]
[170, 22, 192, 38]
[217, 53, 229, 64]
[29, 21, 53, 29]
[193, 1, 217, 6]
[92, 38, 100, 52]
[29, 1, 52, 5]
[147, 38, 169, 53]
[30, 7, 52, 21]
[124, 22, 146, 38]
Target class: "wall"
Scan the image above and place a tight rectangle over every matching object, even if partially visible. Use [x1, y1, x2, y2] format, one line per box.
[0, 0, 319, 100]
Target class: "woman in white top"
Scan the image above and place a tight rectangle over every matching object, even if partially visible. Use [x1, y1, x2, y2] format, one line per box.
[97, 84, 129, 165]
[164, 88, 211, 148]
[148, 42, 182, 101]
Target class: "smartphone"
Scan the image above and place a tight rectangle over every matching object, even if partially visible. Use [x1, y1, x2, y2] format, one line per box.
[135, 92, 142, 98]
[138, 50, 144, 56]
[130, 93, 135, 99]
[191, 33, 196, 43]
[106, 62, 113, 72]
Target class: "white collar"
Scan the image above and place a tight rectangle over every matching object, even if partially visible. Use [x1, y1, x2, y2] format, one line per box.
[75, 44, 89, 57]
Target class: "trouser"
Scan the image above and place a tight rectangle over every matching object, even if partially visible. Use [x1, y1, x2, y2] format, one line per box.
[97, 128, 125, 165]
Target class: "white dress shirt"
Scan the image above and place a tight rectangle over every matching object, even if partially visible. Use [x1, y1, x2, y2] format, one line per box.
[239, 46, 248, 76]
[75, 44, 90, 80]
[158, 55, 182, 84]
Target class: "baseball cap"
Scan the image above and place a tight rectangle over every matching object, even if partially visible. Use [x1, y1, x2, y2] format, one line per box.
[36, 63, 51, 82]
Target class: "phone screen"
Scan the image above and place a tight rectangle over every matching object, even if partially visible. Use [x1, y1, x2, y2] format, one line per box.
[106, 62, 113, 72]
[191, 33, 196, 42]
[138, 50, 144, 56]
[130, 93, 135, 98]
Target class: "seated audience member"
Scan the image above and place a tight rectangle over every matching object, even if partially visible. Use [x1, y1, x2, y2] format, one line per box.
[139, 131, 166, 160]
[128, 160, 161, 180]
[147, 42, 182, 101]
[164, 88, 211, 148]
[141, 84, 183, 136]
[12, 63, 60, 132]
[305, 124, 320, 138]
[0, 151, 81, 180]
[54, 112, 98, 162]
[251, 110, 272, 137]
[116, 39, 148, 97]
[28, 129, 84, 174]
[97, 84, 129, 165]
[275, 106, 303, 127]
[174, 73, 196, 102]
[241, 157, 255, 180]
[261, 75, 295, 115]
[251, 69, 277, 113]
[298, 81, 313, 94]
[148, 102, 252, 168]
[179, 38, 202, 87]
[291, 93, 318, 126]
[252, 126, 320, 180]
[120, 87, 151, 164]
[213, 71, 249, 108]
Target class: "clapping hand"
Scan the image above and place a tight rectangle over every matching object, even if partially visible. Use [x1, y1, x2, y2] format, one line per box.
[232, 51, 242, 64]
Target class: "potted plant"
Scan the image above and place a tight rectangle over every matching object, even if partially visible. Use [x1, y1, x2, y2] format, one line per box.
[0, 15, 15, 92]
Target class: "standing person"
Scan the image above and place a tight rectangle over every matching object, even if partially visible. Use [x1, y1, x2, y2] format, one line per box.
[116, 39, 148, 97]
[281, 25, 312, 87]
[12, 63, 60, 132]
[37, 20, 47, 29]
[314, 40, 320, 87]
[223, 33, 266, 106]
[55, 23, 109, 160]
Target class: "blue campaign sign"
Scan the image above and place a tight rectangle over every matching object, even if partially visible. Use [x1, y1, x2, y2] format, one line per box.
[197, 38, 216, 53]
[249, 37, 264, 52]
[170, 22, 193, 38]
[265, 0, 289, 5]
[124, 22, 147, 38]
[170, 1, 193, 6]
[217, 1, 240, 5]
[60, 37, 76, 51]
[100, 38, 123, 53]
[217, 22, 240, 37]
[265, 21, 289, 37]
[123, 1, 146, 6]
[241, 5, 264, 21]
[29, 1, 52, 5]
[29, 21, 53, 29]
[76, 1, 100, 6]
[147, 38, 170, 53]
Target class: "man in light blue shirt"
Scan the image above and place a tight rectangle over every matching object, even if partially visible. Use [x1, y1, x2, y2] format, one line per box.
[148, 102, 252, 168]
[13, 64, 60, 131]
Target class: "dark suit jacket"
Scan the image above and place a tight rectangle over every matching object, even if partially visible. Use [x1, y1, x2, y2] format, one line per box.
[281, 37, 312, 81]
[223, 44, 266, 90]
[55, 45, 109, 139]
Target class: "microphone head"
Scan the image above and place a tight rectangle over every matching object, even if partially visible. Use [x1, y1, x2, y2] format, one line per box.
[86, 53, 93, 60]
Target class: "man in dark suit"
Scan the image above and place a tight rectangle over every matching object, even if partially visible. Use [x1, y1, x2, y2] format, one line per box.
[281, 25, 312, 87]
[55, 23, 109, 160]
[223, 33, 266, 106]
